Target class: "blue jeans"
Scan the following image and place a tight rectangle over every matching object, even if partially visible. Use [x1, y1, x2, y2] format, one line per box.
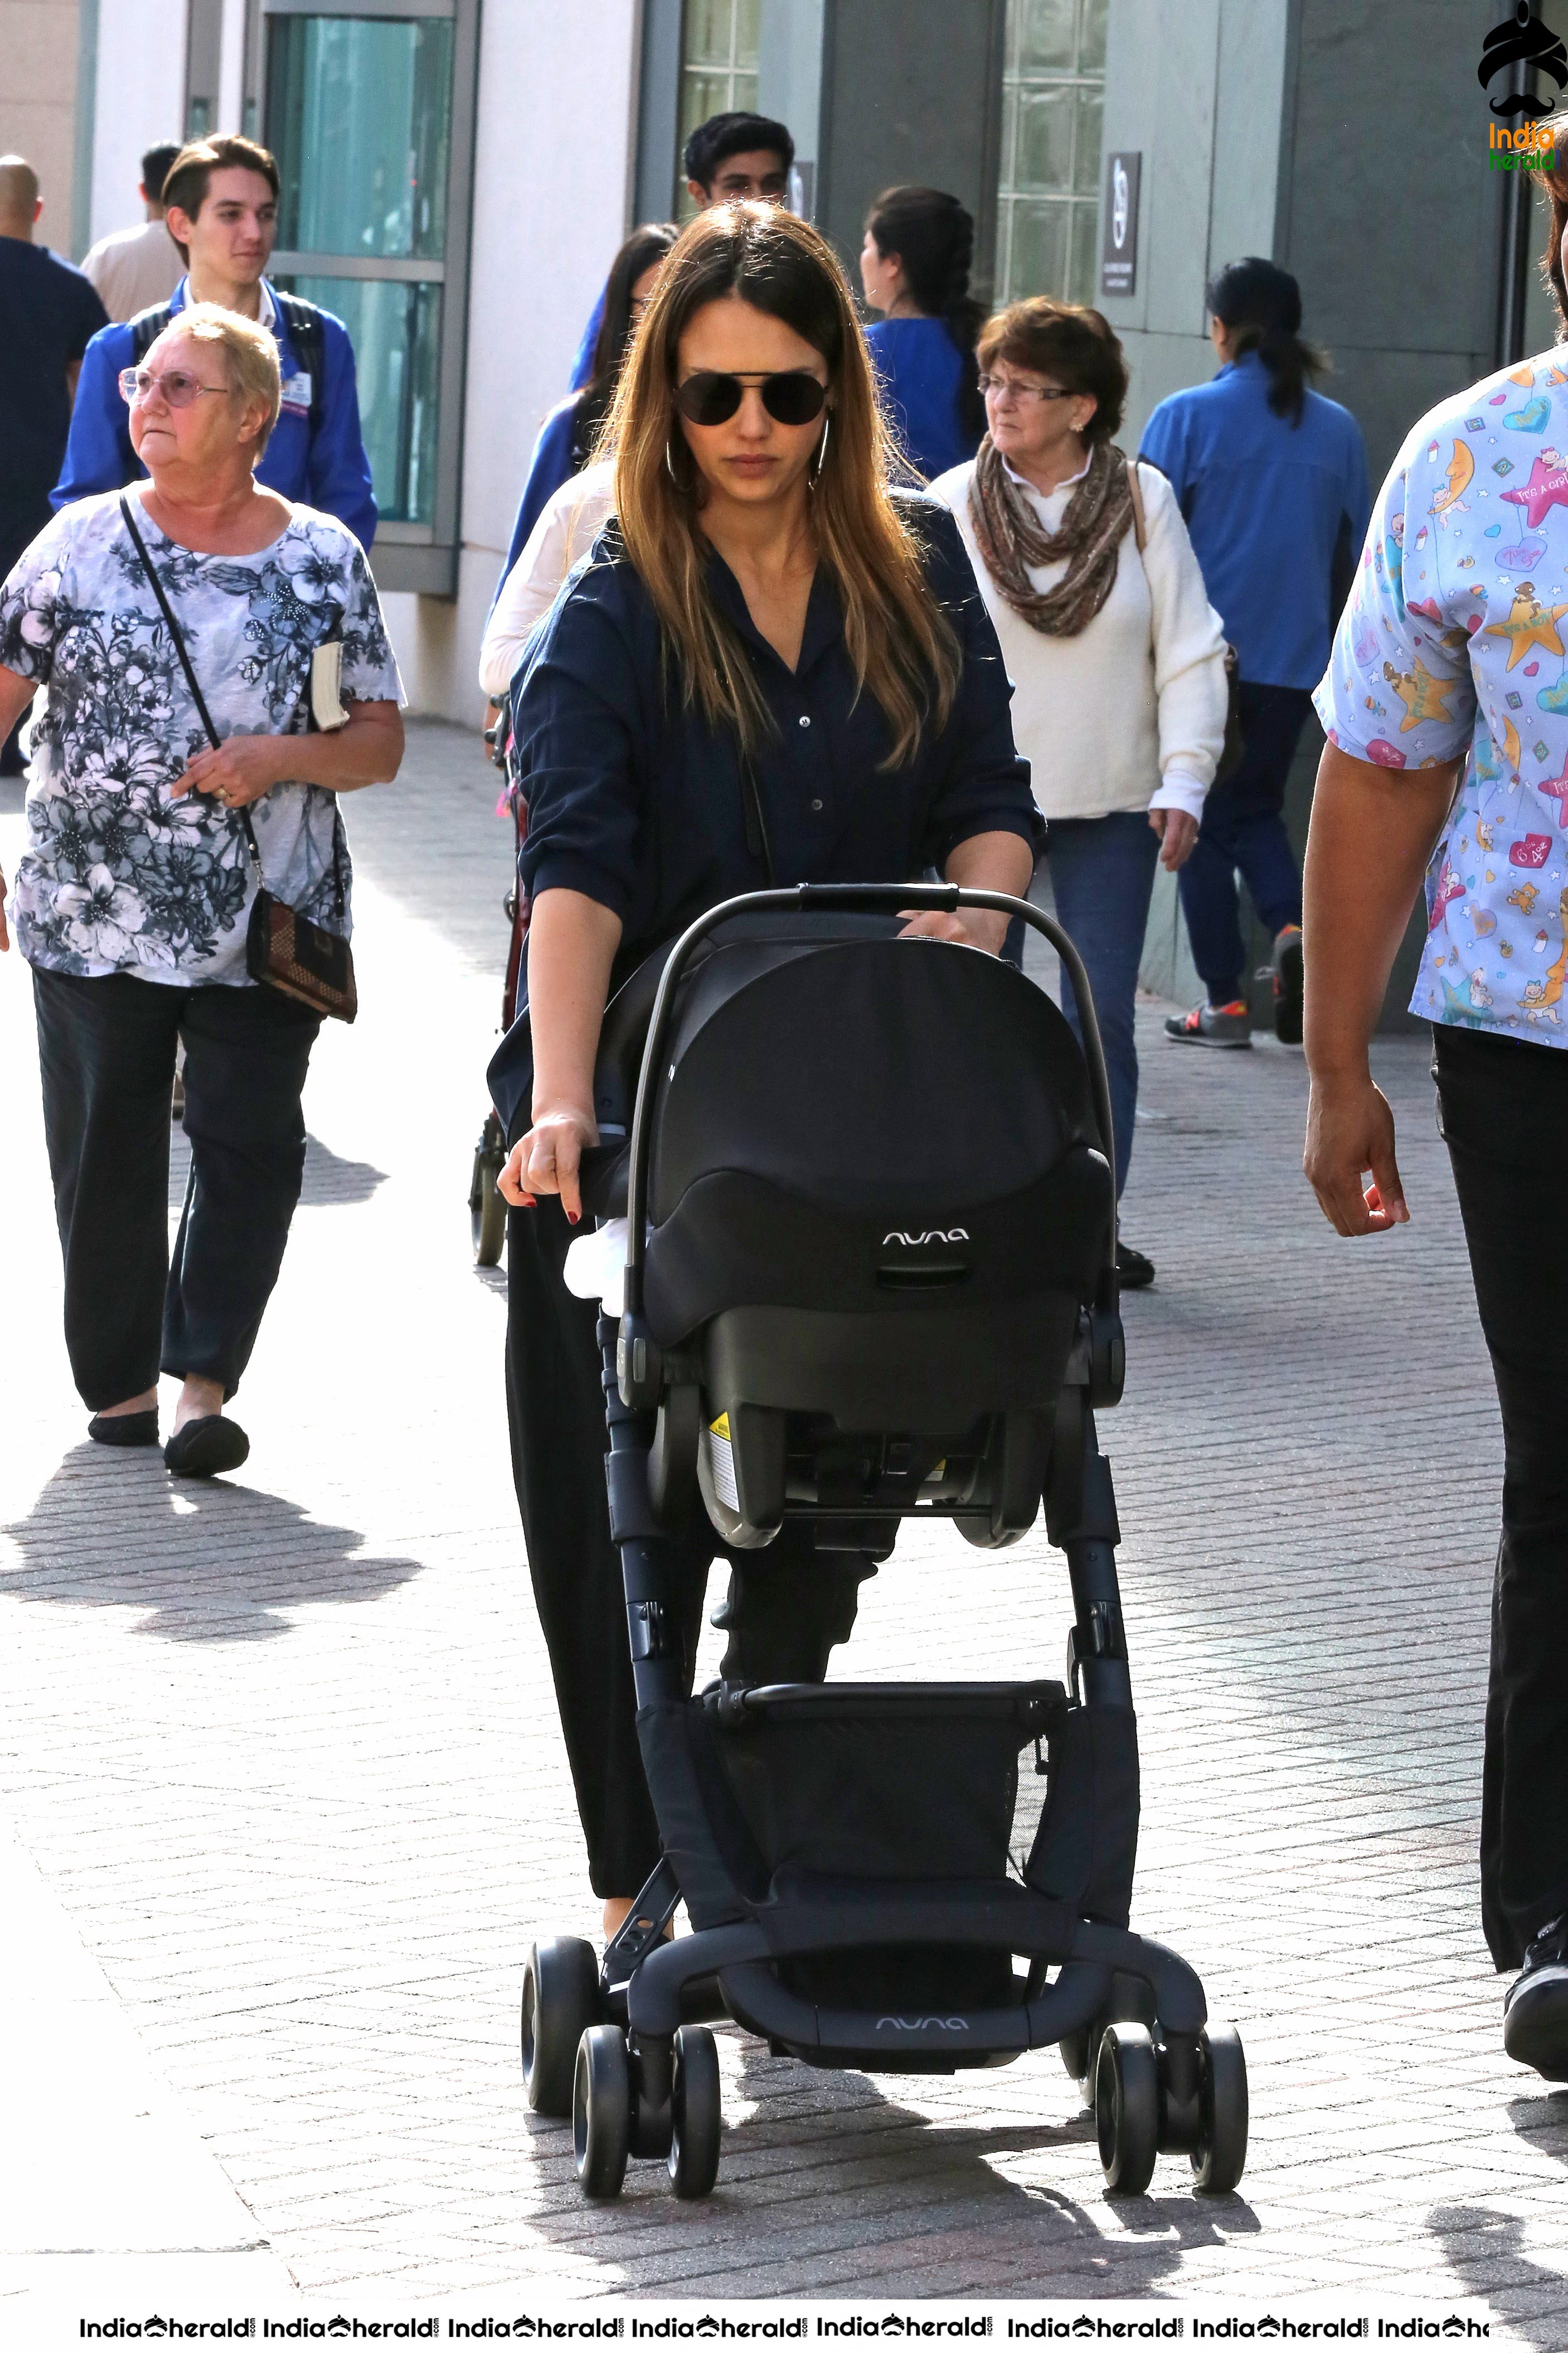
[1178, 681, 1313, 1003]
[1010, 811, 1159, 1200]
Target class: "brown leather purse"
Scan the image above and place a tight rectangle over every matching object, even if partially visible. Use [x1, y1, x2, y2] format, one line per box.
[120, 495, 359, 1023]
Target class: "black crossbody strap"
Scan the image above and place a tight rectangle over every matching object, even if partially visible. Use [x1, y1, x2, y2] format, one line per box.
[120, 492, 264, 884]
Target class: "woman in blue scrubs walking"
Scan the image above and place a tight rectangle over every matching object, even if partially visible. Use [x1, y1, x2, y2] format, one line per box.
[858, 186, 986, 485]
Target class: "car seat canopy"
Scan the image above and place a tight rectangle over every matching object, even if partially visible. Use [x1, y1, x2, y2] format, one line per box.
[643, 933, 1111, 1349]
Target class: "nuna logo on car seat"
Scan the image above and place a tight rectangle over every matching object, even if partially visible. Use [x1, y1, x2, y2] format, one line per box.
[876, 2015, 969, 2031]
[881, 1228, 969, 1247]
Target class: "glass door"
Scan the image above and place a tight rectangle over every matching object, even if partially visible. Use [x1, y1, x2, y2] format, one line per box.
[249, 0, 478, 593]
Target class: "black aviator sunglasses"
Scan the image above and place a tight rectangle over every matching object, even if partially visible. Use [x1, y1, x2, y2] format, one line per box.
[672, 369, 829, 428]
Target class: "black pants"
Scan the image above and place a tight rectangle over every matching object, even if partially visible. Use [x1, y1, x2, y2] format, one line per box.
[33, 968, 321, 1410]
[1433, 1023, 1568, 1968]
[506, 1197, 870, 1897]
[1177, 681, 1314, 1004]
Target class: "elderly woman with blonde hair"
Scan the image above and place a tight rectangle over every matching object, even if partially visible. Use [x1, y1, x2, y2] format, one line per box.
[0, 302, 404, 1476]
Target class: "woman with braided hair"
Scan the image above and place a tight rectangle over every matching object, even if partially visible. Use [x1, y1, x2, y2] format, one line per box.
[932, 297, 1227, 1286]
[859, 186, 986, 482]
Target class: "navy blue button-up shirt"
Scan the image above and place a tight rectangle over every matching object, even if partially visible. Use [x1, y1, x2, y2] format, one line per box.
[513, 493, 1034, 987]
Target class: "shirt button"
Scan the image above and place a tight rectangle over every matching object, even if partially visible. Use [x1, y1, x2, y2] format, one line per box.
[810, 797, 824, 812]
[798, 715, 812, 729]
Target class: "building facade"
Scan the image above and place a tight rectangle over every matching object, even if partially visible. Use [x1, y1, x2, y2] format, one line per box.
[3, 0, 1560, 1014]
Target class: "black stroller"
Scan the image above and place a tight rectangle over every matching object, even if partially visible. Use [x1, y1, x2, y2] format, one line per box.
[515, 883, 1247, 2204]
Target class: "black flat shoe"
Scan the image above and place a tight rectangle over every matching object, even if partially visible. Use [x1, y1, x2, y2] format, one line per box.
[1116, 1238, 1156, 1290]
[88, 1410, 160, 1447]
[163, 1415, 250, 1479]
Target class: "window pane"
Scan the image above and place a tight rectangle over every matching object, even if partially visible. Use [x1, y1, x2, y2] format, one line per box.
[1018, 0, 1077, 71]
[734, 0, 760, 72]
[267, 15, 453, 262]
[1015, 86, 1074, 191]
[1006, 200, 1070, 301]
[1073, 85, 1103, 195]
[281, 274, 441, 525]
[681, 0, 733, 67]
[1068, 202, 1098, 306]
[1079, 0, 1109, 72]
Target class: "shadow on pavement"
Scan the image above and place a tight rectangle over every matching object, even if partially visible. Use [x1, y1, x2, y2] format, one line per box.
[1429, 2200, 1568, 2340]
[516, 2034, 1260, 2292]
[2, 1445, 420, 1642]
[168, 1130, 389, 1213]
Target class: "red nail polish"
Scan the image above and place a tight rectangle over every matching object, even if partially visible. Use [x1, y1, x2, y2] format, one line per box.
[566, 1209, 581, 1226]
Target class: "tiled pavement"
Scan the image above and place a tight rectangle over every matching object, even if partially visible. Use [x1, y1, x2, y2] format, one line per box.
[3, 719, 1567, 2323]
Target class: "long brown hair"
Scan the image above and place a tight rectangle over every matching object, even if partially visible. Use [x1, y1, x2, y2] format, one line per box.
[600, 202, 959, 767]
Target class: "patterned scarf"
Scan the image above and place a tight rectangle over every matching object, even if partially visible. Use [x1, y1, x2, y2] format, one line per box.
[966, 433, 1135, 637]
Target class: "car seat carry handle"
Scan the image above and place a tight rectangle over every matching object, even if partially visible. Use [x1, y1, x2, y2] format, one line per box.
[618, 884, 1118, 1317]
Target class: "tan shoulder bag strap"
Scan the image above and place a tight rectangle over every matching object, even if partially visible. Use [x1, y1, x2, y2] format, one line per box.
[1124, 454, 1147, 555]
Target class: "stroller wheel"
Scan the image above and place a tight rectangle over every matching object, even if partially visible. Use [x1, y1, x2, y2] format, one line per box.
[470, 1115, 507, 1266]
[521, 1937, 601, 2116]
[1191, 2022, 1249, 2194]
[1095, 2022, 1159, 2195]
[667, 2025, 722, 2200]
[574, 2025, 630, 2199]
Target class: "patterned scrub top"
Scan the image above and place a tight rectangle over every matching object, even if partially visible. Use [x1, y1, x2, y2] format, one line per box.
[0, 491, 403, 985]
[1314, 348, 1568, 1044]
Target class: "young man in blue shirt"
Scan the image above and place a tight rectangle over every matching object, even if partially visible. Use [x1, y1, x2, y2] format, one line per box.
[53, 134, 376, 550]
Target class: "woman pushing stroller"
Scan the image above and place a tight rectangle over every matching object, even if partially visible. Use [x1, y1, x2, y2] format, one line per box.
[496, 202, 1037, 1939]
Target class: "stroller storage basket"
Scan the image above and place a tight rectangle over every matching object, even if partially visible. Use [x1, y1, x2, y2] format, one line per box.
[705, 1680, 1060, 1887]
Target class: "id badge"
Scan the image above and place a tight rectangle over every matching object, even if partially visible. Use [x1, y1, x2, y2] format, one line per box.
[280, 371, 312, 418]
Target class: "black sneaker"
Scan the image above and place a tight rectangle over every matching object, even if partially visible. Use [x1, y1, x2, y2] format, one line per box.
[1272, 925, 1304, 1045]
[1503, 1914, 1568, 2079]
[1115, 1239, 1155, 1290]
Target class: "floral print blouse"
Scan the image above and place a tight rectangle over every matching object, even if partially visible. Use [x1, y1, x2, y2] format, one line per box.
[0, 492, 403, 984]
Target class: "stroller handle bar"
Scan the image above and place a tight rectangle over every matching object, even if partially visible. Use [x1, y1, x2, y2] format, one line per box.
[620, 883, 1118, 1306]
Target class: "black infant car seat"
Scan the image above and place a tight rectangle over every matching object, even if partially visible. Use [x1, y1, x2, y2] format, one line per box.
[509, 883, 1248, 2206]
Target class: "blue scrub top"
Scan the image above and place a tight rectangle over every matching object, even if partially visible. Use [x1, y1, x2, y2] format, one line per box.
[865, 317, 981, 485]
[512, 494, 1034, 990]
[1138, 352, 1370, 691]
[52, 277, 378, 550]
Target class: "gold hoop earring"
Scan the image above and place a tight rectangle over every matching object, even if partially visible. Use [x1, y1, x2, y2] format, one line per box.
[666, 438, 679, 485]
[809, 411, 831, 486]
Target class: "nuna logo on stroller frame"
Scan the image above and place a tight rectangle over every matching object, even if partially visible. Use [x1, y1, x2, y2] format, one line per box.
[881, 1227, 970, 1246]
[877, 2015, 970, 2031]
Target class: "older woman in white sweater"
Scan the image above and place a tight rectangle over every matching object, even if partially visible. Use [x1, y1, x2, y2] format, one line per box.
[932, 297, 1226, 1286]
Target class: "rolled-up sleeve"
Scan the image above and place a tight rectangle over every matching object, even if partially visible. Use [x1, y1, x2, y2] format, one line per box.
[513, 587, 645, 921]
[916, 505, 1037, 864]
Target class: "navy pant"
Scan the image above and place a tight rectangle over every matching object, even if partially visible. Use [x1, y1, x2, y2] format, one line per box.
[33, 968, 319, 1410]
[1433, 1023, 1568, 1970]
[1178, 682, 1313, 1004]
[1013, 811, 1160, 1199]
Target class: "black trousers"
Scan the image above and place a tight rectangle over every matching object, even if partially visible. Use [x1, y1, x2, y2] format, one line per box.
[1433, 1023, 1568, 1968]
[33, 968, 320, 1410]
[506, 1197, 870, 1897]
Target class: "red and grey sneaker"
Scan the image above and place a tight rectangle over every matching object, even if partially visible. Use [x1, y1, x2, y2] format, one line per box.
[1271, 923, 1304, 1045]
[1163, 998, 1252, 1047]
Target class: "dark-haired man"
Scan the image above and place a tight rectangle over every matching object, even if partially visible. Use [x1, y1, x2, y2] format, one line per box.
[81, 143, 184, 321]
[0, 154, 108, 773]
[565, 112, 795, 391]
[54, 134, 376, 546]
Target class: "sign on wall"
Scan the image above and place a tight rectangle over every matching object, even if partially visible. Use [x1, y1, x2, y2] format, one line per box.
[1100, 151, 1141, 298]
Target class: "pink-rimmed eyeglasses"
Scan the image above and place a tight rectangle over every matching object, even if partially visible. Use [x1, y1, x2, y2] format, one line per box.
[118, 366, 230, 410]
